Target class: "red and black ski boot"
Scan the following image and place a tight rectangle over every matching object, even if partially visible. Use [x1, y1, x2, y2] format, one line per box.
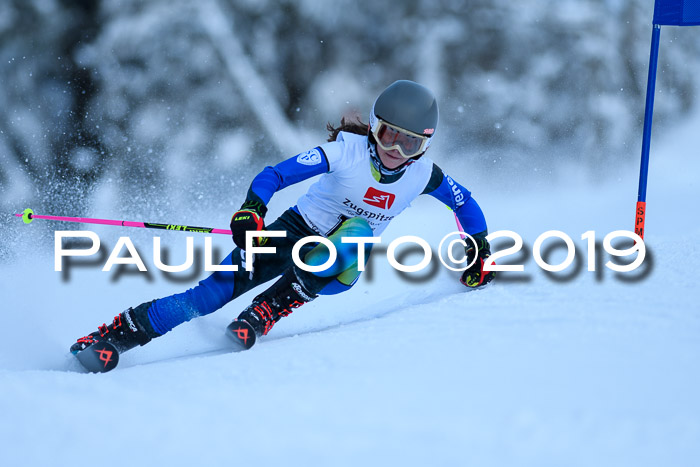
[70, 302, 157, 372]
[227, 269, 317, 350]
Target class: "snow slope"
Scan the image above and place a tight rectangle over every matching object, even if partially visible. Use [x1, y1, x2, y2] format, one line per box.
[1, 115, 699, 467]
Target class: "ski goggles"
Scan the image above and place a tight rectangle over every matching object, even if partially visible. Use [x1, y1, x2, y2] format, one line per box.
[372, 119, 431, 158]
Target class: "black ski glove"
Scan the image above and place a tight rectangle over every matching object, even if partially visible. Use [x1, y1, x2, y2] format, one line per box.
[230, 197, 267, 250]
[460, 231, 495, 288]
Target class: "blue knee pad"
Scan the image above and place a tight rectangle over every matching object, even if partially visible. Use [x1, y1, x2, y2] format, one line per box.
[304, 217, 374, 295]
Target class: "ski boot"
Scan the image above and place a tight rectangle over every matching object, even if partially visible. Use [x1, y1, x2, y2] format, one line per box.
[70, 301, 157, 355]
[227, 269, 317, 350]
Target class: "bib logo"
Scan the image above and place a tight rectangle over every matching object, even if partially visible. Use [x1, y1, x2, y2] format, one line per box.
[363, 187, 396, 209]
[296, 148, 323, 166]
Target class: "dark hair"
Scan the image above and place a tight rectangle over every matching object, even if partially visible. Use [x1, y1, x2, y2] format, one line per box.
[326, 116, 369, 142]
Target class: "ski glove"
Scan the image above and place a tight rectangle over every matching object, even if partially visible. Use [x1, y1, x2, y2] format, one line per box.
[230, 198, 268, 250]
[460, 232, 495, 288]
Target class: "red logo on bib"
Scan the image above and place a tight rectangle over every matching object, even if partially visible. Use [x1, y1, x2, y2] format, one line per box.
[363, 187, 396, 209]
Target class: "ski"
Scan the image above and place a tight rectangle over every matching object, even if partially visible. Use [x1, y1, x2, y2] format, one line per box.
[226, 319, 257, 350]
[71, 321, 257, 373]
[73, 341, 120, 373]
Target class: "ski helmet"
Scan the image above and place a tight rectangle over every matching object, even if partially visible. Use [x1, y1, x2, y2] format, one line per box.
[369, 80, 439, 158]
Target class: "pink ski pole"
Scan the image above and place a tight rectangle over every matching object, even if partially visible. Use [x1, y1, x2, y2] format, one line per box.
[453, 212, 466, 239]
[14, 208, 232, 235]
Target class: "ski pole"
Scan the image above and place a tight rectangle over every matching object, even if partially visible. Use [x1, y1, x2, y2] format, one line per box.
[14, 208, 232, 235]
[453, 212, 466, 239]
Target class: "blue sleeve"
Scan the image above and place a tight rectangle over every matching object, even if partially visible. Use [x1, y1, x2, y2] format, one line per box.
[426, 174, 488, 234]
[249, 147, 329, 204]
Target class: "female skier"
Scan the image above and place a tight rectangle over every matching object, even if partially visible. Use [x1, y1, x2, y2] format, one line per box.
[70, 80, 495, 356]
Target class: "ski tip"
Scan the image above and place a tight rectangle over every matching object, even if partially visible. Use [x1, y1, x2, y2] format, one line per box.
[19, 208, 34, 224]
[75, 341, 120, 373]
[226, 319, 257, 350]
